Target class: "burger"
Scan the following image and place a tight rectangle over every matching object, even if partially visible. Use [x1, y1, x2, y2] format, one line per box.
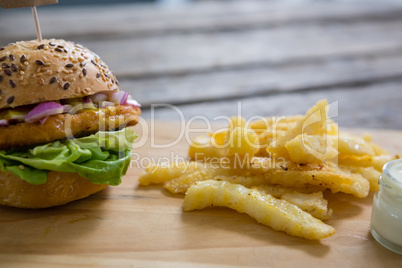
[0, 39, 141, 208]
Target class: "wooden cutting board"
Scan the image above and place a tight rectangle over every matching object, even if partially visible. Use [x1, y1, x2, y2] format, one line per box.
[1, 122, 402, 267]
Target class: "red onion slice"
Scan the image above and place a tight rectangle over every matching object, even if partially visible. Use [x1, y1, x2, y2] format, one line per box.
[110, 91, 129, 105]
[90, 93, 108, 103]
[0, 119, 8, 126]
[25, 102, 64, 123]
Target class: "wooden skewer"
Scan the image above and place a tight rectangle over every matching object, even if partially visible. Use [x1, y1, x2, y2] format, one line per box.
[31, 6, 42, 42]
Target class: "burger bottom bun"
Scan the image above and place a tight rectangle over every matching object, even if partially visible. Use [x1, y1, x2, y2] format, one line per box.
[0, 170, 108, 209]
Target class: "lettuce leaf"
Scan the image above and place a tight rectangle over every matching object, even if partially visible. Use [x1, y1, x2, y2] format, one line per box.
[0, 128, 137, 186]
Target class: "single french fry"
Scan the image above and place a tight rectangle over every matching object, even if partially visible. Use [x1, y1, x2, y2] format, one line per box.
[340, 165, 381, 192]
[188, 136, 226, 161]
[138, 161, 203, 186]
[246, 158, 370, 198]
[338, 154, 398, 172]
[183, 180, 335, 240]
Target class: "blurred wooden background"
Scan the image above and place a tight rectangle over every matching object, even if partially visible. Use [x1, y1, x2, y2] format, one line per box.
[1, 0, 402, 129]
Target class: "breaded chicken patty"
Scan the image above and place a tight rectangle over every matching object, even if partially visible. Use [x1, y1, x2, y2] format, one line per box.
[0, 105, 140, 150]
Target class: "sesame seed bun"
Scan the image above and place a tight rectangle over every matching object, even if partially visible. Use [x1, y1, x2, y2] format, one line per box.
[0, 39, 119, 109]
[0, 170, 108, 208]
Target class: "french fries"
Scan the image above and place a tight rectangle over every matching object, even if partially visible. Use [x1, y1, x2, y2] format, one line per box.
[253, 185, 332, 220]
[183, 180, 335, 240]
[138, 99, 399, 240]
[138, 161, 203, 185]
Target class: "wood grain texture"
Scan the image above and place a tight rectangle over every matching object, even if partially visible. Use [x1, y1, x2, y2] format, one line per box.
[123, 52, 402, 107]
[0, 122, 401, 267]
[141, 82, 402, 130]
[77, 19, 402, 77]
[1, 0, 402, 131]
[1, 0, 402, 40]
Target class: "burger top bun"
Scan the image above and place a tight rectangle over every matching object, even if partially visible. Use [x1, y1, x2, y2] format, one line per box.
[0, 39, 119, 109]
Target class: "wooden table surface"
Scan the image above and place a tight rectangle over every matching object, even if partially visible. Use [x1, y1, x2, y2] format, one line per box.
[1, 122, 402, 267]
[1, 0, 402, 267]
[1, 0, 402, 129]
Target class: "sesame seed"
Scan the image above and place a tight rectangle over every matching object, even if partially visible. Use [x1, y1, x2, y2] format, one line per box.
[36, 67, 41, 73]
[4, 69, 11, 76]
[91, 59, 97, 66]
[6, 96, 14, 104]
[96, 72, 101, 78]
[0, 56, 6, 61]
[35, 60, 45, 66]
[20, 55, 27, 63]
[9, 54, 15, 61]
[80, 61, 86, 67]
[50, 77, 57, 84]
[65, 63, 74, 68]
[63, 82, 70, 90]
[64, 48, 69, 53]
[49, 42, 56, 46]
[39, 78, 45, 85]
[78, 56, 85, 62]
[18, 76, 23, 81]
[9, 80, 16, 88]
[11, 64, 18, 72]
[57, 45, 64, 48]
[2, 63, 10, 68]
[23, 61, 28, 66]
[37, 44, 45, 50]
[0, 47, 4, 51]
[36, 73, 43, 77]
[19, 71, 24, 75]
[82, 68, 87, 76]
[62, 56, 68, 60]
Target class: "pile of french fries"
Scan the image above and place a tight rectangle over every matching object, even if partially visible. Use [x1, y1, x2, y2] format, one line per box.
[138, 99, 399, 239]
